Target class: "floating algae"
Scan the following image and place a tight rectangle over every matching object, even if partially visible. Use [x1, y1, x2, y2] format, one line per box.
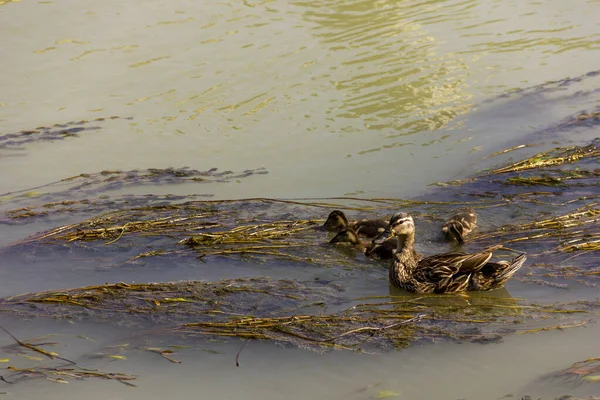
[0, 280, 596, 390]
[490, 143, 600, 175]
[504, 169, 600, 187]
[0, 166, 268, 209]
[0, 140, 596, 284]
[0, 325, 138, 387]
[0, 194, 210, 225]
[0, 279, 596, 353]
[0, 364, 138, 387]
[542, 356, 600, 384]
[0, 116, 131, 150]
[515, 354, 600, 399]
[0, 278, 346, 324]
[471, 203, 599, 249]
[482, 69, 600, 107]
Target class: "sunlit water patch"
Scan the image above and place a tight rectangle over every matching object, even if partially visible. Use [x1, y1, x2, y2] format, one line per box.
[1, 0, 600, 198]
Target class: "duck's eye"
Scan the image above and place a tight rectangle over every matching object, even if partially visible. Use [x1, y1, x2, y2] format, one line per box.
[393, 218, 411, 227]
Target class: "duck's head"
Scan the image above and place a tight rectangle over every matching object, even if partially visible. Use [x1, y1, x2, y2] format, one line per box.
[372, 212, 414, 244]
[329, 227, 361, 245]
[322, 210, 349, 231]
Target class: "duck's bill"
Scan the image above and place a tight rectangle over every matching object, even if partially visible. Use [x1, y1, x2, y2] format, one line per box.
[372, 228, 393, 244]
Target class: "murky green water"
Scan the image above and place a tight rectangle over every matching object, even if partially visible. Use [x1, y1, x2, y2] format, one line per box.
[1, 0, 600, 398]
[2, 0, 600, 199]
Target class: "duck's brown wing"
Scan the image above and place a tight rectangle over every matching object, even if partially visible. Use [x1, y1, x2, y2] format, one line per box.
[419, 251, 490, 274]
[417, 260, 460, 282]
[414, 259, 471, 293]
[414, 247, 501, 292]
[437, 273, 471, 293]
[441, 245, 504, 272]
[470, 253, 527, 290]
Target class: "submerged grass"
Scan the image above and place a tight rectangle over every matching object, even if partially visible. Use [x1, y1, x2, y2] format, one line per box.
[539, 354, 600, 386]
[490, 143, 600, 175]
[504, 168, 600, 187]
[0, 116, 130, 150]
[0, 279, 596, 352]
[0, 365, 138, 387]
[471, 203, 600, 249]
[0, 324, 137, 387]
[180, 219, 320, 245]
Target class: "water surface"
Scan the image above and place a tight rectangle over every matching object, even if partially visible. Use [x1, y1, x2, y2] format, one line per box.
[1, 0, 600, 398]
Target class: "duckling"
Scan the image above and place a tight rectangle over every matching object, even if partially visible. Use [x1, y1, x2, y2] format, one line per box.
[329, 227, 396, 260]
[322, 210, 388, 239]
[442, 207, 478, 243]
[374, 212, 526, 294]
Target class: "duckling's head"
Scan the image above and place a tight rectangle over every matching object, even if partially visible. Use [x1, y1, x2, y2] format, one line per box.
[372, 212, 414, 244]
[322, 210, 349, 232]
[329, 228, 361, 245]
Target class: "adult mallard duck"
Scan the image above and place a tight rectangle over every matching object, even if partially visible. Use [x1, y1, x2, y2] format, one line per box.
[374, 212, 526, 294]
[322, 210, 388, 239]
[442, 207, 478, 243]
[329, 227, 397, 260]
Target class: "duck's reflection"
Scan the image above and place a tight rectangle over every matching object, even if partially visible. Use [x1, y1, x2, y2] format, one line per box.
[379, 285, 523, 348]
[387, 284, 521, 315]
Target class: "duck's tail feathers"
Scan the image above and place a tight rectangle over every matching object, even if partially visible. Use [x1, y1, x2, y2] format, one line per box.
[496, 253, 527, 283]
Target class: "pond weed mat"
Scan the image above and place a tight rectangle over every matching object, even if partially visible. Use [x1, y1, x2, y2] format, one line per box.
[0, 139, 598, 390]
[0, 278, 596, 353]
[3, 140, 598, 275]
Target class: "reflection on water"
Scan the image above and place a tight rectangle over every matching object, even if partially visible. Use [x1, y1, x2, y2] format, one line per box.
[1, 0, 599, 198]
[296, 0, 472, 130]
